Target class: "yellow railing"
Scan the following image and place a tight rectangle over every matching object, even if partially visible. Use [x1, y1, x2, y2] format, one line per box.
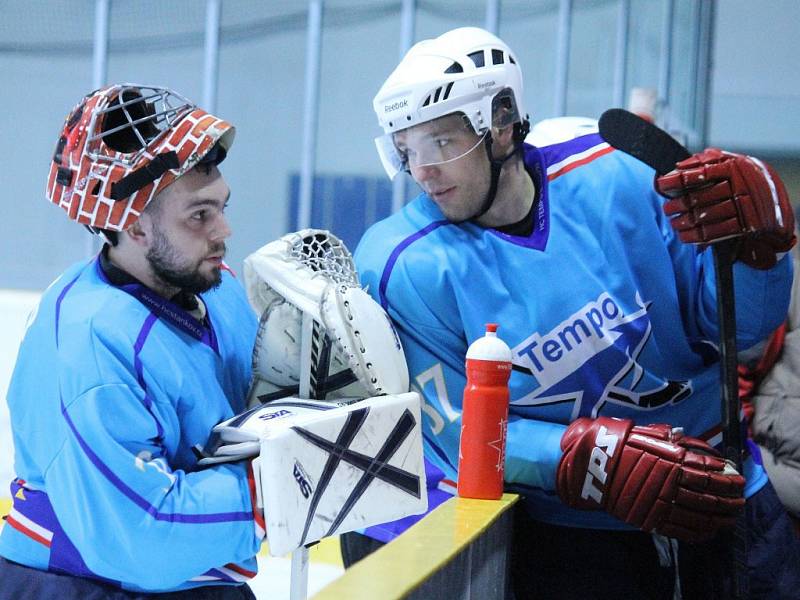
[312, 493, 518, 600]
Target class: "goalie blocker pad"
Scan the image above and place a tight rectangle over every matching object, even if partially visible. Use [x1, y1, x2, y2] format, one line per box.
[251, 392, 427, 556]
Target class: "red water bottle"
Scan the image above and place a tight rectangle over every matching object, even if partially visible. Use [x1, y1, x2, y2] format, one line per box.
[457, 323, 512, 500]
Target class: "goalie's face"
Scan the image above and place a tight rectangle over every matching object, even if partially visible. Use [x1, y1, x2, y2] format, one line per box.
[138, 166, 232, 295]
[393, 113, 491, 223]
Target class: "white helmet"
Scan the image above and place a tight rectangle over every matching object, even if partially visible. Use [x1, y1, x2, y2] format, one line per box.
[373, 27, 527, 179]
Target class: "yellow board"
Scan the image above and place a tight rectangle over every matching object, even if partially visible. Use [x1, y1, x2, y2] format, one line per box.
[259, 535, 343, 568]
[0, 497, 10, 525]
[311, 493, 518, 599]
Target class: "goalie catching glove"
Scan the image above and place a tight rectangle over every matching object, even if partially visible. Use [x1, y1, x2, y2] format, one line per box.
[556, 417, 744, 543]
[243, 229, 409, 404]
[656, 148, 795, 269]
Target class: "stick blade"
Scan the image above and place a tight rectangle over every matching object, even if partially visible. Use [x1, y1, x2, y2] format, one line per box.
[598, 108, 691, 175]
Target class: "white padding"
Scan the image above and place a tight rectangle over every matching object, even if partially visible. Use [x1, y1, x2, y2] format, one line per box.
[321, 285, 409, 395]
[258, 392, 427, 556]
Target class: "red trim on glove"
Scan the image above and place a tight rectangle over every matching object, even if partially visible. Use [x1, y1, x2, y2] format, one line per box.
[247, 461, 266, 539]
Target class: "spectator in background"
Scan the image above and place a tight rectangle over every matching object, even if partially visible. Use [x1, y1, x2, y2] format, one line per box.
[740, 240, 800, 533]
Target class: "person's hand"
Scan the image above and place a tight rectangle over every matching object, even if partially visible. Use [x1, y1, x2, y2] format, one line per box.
[557, 416, 744, 542]
[656, 148, 795, 269]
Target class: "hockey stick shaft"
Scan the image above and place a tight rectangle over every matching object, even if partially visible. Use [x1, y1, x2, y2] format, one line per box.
[598, 109, 747, 598]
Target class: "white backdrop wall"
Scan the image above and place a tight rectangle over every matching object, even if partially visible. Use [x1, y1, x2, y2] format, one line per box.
[1, 0, 798, 292]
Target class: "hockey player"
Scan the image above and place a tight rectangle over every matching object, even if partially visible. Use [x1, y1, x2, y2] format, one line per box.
[0, 85, 264, 597]
[349, 27, 800, 598]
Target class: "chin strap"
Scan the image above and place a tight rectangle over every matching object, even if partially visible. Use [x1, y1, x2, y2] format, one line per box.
[468, 120, 530, 223]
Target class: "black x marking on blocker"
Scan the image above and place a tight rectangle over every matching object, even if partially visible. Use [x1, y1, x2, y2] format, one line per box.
[293, 407, 421, 545]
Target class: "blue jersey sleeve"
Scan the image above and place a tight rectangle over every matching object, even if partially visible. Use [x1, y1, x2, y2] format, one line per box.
[48, 335, 261, 590]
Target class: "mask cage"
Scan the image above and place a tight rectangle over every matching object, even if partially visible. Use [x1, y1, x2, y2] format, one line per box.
[88, 85, 195, 165]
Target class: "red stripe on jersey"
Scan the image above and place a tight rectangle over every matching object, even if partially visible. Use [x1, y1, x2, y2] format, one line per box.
[224, 562, 258, 579]
[5, 515, 52, 548]
[548, 145, 615, 181]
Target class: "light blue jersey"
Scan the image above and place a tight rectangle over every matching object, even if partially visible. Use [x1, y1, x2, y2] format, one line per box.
[0, 256, 263, 592]
[355, 135, 792, 529]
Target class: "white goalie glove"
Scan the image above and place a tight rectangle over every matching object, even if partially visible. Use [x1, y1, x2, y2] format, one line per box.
[243, 229, 409, 405]
[199, 393, 427, 556]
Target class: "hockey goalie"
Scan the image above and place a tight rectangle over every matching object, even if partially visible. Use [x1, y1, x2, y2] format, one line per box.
[200, 229, 427, 556]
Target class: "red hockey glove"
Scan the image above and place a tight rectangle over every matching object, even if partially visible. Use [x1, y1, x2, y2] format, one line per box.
[656, 148, 795, 269]
[556, 417, 744, 543]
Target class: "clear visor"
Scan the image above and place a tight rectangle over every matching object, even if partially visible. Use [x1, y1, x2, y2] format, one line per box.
[375, 116, 487, 179]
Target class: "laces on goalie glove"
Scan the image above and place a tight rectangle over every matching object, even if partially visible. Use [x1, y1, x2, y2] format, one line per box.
[656, 148, 796, 269]
[556, 416, 745, 543]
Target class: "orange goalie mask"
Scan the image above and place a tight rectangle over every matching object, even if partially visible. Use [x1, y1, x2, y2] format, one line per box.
[46, 83, 235, 232]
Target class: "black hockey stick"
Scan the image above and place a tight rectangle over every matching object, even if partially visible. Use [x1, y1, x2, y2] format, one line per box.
[598, 108, 747, 598]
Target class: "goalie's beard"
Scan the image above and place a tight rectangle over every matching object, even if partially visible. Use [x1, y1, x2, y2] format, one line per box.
[146, 223, 225, 295]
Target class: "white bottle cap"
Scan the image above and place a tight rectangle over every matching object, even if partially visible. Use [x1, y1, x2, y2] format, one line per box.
[466, 323, 512, 362]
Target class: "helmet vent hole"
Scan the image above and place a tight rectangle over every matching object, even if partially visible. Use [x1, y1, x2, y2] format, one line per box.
[433, 87, 443, 103]
[492, 49, 504, 65]
[443, 82, 454, 100]
[444, 62, 463, 74]
[468, 51, 485, 68]
[422, 95, 431, 107]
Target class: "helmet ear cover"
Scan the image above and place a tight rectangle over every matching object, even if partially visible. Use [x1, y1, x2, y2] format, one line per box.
[491, 89, 530, 143]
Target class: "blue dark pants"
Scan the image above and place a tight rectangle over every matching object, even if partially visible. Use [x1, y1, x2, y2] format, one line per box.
[0, 557, 257, 600]
[510, 482, 800, 599]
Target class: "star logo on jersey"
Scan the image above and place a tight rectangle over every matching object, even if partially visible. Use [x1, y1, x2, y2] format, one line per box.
[511, 292, 691, 419]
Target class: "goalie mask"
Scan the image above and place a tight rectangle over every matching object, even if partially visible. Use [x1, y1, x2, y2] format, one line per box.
[244, 229, 409, 405]
[46, 83, 235, 233]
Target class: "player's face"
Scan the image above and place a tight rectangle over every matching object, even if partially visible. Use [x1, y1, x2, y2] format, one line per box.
[394, 114, 491, 223]
[144, 166, 231, 294]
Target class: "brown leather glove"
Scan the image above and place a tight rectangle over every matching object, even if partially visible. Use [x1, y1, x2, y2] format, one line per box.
[656, 148, 795, 269]
[557, 416, 745, 542]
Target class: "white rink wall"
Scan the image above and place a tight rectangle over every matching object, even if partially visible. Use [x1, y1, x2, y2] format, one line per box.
[0, 289, 342, 599]
[0, 289, 40, 491]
